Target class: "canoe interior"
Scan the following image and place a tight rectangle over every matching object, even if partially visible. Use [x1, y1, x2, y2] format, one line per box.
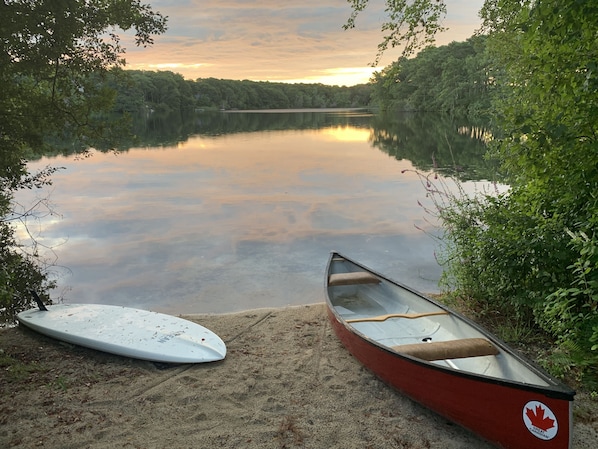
[327, 255, 554, 387]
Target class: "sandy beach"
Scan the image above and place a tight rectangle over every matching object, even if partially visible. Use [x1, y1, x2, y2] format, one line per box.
[2, 304, 597, 448]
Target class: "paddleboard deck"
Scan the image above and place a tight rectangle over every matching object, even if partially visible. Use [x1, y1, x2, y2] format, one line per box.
[17, 304, 226, 363]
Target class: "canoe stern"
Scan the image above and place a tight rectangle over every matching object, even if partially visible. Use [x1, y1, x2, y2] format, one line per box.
[327, 307, 573, 449]
[325, 252, 574, 449]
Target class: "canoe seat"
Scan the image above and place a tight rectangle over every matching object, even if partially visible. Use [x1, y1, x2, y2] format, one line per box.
[329, 272, 380, 286]
[392, 338, 499, 361]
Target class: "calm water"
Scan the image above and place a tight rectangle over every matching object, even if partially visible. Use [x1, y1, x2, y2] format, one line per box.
[17, 110, 493, 314]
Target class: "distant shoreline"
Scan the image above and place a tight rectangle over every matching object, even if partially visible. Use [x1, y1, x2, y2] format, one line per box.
[221, 107, 371, 113]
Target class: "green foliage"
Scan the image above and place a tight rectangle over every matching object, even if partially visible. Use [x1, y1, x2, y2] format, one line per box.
[371, 36, 492, 115]
[1, 0, 167, 150]
[0, 159, 57, 323]
[483, 0, 598, 343]
[420, 0, 598, 383]
[108, 72, 373, 114]
[0, 244, 55, 325]
[542, 231, 598, 383]
[112, 70, 196, 116]
[437, 188, 574, 317]
[191, 77, 370, 111]
[357, 0, 598, 384]
[0, 1, 166, 324]
[430, 173, 597, 384]
[345, 0, 447, 61]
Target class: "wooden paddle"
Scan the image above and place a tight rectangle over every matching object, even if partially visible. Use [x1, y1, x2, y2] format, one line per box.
[346, 311, 449, 323]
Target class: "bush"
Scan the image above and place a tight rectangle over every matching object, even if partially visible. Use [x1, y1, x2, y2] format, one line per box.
[542, 231, 598, 384]
[430, 175, 597, 384]
[0, 223, 54, 324]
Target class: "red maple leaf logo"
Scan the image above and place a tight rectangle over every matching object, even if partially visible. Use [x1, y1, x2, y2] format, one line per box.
[526, 404, 555, 431]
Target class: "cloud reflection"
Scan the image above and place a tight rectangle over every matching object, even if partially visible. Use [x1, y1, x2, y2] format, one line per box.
[20, 126, 449, 314]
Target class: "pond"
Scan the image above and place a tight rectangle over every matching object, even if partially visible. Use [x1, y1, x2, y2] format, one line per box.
[17, 110, 495, 314]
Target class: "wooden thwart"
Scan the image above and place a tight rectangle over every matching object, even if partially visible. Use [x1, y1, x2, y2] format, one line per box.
[328, 271, 381, 286]
[392, 338, 499, 361]
[346, 311, 449, 323]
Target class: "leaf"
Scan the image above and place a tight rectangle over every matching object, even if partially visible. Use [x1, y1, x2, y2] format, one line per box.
[525, 404, 556, 432]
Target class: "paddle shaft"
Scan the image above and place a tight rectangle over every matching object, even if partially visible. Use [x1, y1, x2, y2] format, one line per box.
[346, 311, 449, 323]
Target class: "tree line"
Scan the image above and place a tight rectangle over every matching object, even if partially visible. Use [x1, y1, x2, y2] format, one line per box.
[111, 37, 490, 116]
[371, 36, 491, 116]
[111, 71, 373, 115]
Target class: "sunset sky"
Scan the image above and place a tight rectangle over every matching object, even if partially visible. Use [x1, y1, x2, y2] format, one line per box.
[121, 1, 485, 86]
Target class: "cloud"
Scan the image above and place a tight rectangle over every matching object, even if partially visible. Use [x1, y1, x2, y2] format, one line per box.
[121, 0, 484, 85]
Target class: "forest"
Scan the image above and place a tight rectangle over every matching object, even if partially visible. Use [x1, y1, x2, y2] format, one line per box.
[106, 36, 490, 117]
[110, 71, 374, 115]
[370, 36, 491, 116]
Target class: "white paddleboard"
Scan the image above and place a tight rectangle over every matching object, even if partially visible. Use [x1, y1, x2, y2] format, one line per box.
[17, 304, 226, 363]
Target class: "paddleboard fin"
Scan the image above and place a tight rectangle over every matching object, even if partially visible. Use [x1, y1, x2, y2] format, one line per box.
[30, 290, 48, 311]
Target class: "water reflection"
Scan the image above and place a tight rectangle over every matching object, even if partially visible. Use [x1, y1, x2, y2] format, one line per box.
[117, 109, 374, 149]
[371, 112, 496, 181]
[19, 111, 493, 314]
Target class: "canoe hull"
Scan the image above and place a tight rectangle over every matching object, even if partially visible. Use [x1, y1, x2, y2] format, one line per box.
[328, 308, 571, 448]
[325, 252, 573, 449]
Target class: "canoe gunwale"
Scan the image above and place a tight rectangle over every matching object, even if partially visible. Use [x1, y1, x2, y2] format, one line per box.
[325, 251, 575, 401]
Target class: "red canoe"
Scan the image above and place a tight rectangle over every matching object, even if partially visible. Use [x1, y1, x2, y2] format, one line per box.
[325, 252, 575, 449]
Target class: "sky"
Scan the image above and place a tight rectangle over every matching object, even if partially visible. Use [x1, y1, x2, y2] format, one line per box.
[121, 1, 485, 86]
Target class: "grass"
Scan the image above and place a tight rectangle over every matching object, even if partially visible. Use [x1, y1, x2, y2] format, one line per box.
[0, 350, 47, 383]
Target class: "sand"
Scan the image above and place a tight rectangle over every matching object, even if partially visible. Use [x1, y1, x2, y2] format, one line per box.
[1, 304, 597, 448]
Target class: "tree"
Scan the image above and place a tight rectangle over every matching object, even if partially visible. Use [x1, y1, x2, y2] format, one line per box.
[370, 37, 491, 115]
[476, 1, 598, 378]
[0, 0, 167, 323]
[350, 0, 598, 382]
[345, 0, 447, 62]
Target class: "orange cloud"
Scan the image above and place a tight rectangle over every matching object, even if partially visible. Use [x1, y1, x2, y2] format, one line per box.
[120, 1, 484, 85]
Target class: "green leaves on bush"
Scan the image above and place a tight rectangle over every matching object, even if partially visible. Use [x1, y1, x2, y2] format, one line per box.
[1, 1, 167, 325]
[431, 0, 598, 385]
